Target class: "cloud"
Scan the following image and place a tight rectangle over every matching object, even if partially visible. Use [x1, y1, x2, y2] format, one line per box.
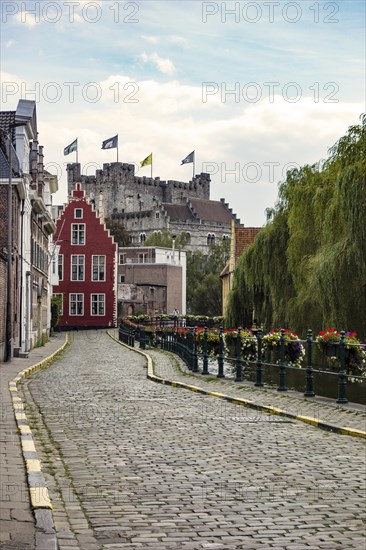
[168, 35, 188, 47]
[142, 35, 160, 44]
[139, 52, 177, 75]
[5, 40, 16, 48]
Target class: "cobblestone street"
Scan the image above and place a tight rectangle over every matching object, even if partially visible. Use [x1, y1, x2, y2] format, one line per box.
[22, 331, 365, 550]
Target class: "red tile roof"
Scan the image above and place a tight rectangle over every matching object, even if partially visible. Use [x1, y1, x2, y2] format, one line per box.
[235, 227, 261, 261]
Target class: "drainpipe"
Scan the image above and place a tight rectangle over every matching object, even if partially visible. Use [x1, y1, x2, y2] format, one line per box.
[19, 199, 25, 350]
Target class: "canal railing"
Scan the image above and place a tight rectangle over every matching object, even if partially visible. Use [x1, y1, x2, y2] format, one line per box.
[118, 323, 365, 405]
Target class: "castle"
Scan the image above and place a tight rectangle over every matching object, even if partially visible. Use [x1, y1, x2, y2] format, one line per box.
[67, 162, 242, 251]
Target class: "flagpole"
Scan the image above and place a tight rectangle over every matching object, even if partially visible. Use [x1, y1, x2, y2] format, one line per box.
[117, 135, 119, 162]
[193, 151, 195, 179]
[151, 153, 153, 179]
[76, 139, 78, 164]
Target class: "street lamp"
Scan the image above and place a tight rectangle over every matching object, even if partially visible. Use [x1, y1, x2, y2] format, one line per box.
[2, 121, 27, 361]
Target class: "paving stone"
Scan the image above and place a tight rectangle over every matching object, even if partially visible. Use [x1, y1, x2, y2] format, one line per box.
[19, 330, 366, 550]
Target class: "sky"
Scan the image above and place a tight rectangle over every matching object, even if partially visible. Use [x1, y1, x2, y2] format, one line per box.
[1, 0, 365, 226]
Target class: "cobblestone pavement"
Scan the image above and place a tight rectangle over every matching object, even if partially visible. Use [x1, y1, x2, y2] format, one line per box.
[22, 331, 366, 550]
[142, 343, 366, 433]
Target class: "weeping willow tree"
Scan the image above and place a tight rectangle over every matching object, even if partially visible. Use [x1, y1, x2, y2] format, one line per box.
[227, 115, 366, 338]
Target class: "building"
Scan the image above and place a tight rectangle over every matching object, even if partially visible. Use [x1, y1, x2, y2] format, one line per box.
[0, 100, 57, 361]
[53, 184, 117, 329]
[221, 222, 261, 317]
[67, 162, 241, 252]
[117, 246, 186, 318]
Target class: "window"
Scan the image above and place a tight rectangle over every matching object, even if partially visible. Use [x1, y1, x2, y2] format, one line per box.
[140, 233, 146, 243]
[92, 256, 105, 281]
[70, 293, 84, 315]
[74, 208, 83, 219]
[150, 287, 154, 295]
[155, 211, 160, 219]
[71, 255, 85, 281]
[119, 274, 125, 283]
[58, 254, 64, 280]
[207, 233, 216, 246]
[91, 294, 105, 316]
[71, 224, 85, 245]
[138, 253, 148, 263]
[119, 253, 126, 265]
[53, 293, 63, 316]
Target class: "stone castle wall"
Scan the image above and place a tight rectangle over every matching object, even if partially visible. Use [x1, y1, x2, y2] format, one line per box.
[67, 162, 210, 217]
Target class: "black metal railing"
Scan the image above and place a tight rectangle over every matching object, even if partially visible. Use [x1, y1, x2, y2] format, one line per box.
[118, 322, 365, 405]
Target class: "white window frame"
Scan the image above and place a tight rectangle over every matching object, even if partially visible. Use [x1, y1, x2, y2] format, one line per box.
[71, 223, 86, 245]
[119, 274, 125, 283]
[138, 252, 148, 263]
[71, 255, 85, 281]
[91, 293, 105, 316]
[69, 293, 84, 316]
[58, 254, 64, 281]
[92, 255, 106, 282]
[74, 208, 83, 219]
[119, 253, 126, 265]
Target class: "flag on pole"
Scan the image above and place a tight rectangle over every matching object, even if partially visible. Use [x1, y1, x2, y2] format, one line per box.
[64, 138, 78, 156]
[102, 134, 118, 149]
[140, 153, 152, 167]
[181, 150, 194, 165]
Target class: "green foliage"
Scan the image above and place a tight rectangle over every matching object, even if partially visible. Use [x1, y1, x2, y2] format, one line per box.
[227, 116, 366, 338]
[105, 218, 131, 246]
[145, 229, 190, 248]
[187, 240, 230, 315]
[51, 294, 63, 329]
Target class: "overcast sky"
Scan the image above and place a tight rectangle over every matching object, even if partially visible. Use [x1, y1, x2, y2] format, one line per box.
[1, 0, 365, 226]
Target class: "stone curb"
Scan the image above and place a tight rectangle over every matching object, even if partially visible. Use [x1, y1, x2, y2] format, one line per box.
[9, 333, 69, 550]
[107, 332, 366, 440]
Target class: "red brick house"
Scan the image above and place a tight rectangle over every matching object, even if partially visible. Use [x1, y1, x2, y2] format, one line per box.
[220, 221, 262, 316]
[53, 185, 117, 329]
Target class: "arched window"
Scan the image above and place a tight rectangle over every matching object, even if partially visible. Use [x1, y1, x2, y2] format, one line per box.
[207, 233, 212, 245]
[140, 233, 146, 243]
[211, 234, 216, 245]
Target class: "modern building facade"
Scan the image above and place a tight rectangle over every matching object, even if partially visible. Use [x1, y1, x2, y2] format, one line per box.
[53, 184, 117, 329]
[117, 246, 186, 318]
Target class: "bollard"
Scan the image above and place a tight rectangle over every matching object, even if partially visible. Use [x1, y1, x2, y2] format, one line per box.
[202, 327, 209, 375]
[254, 329, 263, 387]
[192, 327, 199, 372]
[217, 327, 225, 378]
[336, 331, 348, 404]
[304, 329, 315, 397]
[235, 327, 244, 382]
[139, 327, 146, 350]
[277, 328, 287, 391]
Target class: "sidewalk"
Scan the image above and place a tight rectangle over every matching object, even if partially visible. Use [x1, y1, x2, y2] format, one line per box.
[0, 333, 66, 550]
[109, 332, 366, 436]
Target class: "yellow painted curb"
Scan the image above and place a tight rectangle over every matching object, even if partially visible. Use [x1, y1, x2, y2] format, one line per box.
[29, 487, 53, 509]
[26, 459, 41, 472]
[338, 426, 366, 439]
[296, 415, 319, 427]
[19, 425, 31, 435]
[108, 331, 366, 440]
[9, 333, 69, 513]
[21, 440, 36, 453]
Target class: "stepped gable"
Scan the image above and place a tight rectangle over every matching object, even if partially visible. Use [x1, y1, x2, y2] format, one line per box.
[188, 198, 234, 223]
[234, 227, 261, 261]
[162, 203, 196, 221]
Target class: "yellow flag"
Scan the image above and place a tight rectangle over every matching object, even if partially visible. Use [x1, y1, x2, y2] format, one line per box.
[140, 153, 152, 167]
